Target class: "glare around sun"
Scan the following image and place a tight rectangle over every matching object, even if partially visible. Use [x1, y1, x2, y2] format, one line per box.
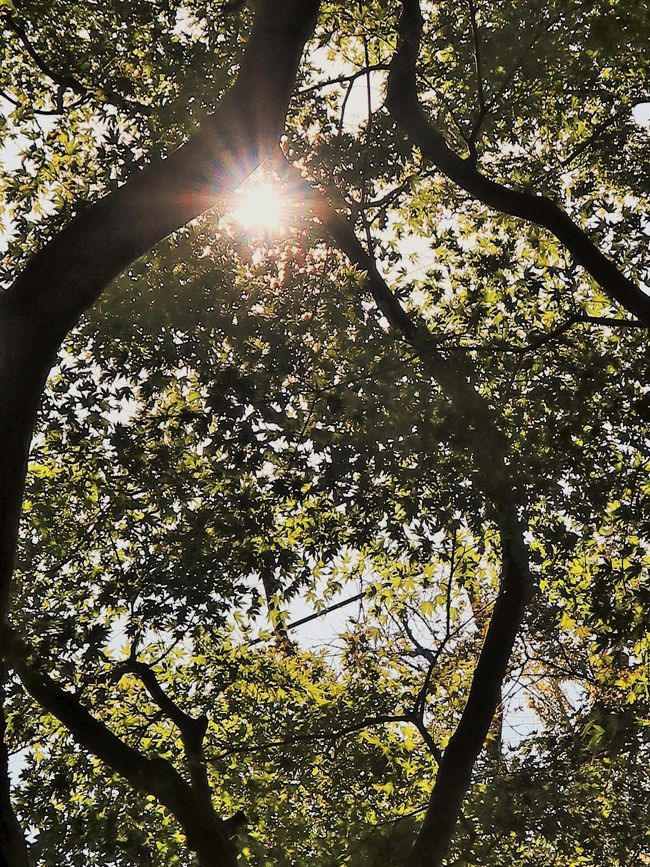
[232, 181, 283, 232]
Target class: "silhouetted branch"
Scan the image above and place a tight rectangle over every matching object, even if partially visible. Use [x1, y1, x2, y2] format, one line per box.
[215, 714, 410, 760]
[470, 12, 556, 142]
[3, 12, 153, 116]
[7, 634, 235, 867]
[298, 64, 390, 97]
[276, 151, 532, 867]
[387, 0, 650, 326]
[117, 659, 211, 804]
[466, 0, 486, 116]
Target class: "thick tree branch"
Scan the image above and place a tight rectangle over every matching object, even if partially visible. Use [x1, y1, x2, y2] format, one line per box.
[277, 153, 531, 867]
[386, 0, 650, 327]
[0, 0, 320, 631]
[7, 637, 235, 867]
[119, 659, 211, 805]
[0, 678, 28, 866]
[0, 4, 320, 860]
[2, 0, 320, 331]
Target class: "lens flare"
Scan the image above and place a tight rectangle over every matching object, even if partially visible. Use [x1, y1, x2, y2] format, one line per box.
[232, 181, 283, 232]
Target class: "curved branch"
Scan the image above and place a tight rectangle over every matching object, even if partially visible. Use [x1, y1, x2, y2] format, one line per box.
[0, 0, 320, 657]
[1, 0, 320, 331]
[470, 12, 557, 143]
[3, 12, 153, 116]
[386, 0, 650, 328]
[0, 7, 320, 857]
[118, 660, 211, 804]
[277, 153, 532, 867]
[7, 637, 234, 867]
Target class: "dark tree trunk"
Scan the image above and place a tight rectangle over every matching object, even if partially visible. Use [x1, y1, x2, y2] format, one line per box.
[0, 1, 320, 861]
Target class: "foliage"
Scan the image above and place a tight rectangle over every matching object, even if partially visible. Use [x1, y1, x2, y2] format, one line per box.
[1, 0, 648, 865]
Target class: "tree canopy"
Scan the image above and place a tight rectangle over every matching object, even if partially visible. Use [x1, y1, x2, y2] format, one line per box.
[0, 1, 648, 865]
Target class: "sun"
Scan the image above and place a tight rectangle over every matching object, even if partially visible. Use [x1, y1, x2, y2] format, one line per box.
[231, 180, 284, 232]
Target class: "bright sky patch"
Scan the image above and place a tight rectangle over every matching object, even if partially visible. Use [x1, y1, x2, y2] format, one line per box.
[232, 180, 283, 232]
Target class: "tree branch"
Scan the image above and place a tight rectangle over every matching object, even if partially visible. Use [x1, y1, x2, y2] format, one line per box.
[466, 0, 486, 117]
[7, 636, 235, 867]
[118, 659, 211, 805]
[276, 152, 532, 867]
[2, 0, 320, 330]
[441, 312, 645, 355]
[560, 110, 625, 168]
[470, 12, 556, 143]
[3, 12, 153, 116]
[0, 675, 28, 866]
[0, 6, 320, 858]
[411, 715, 443, 764]
[386, 0, 650, 327]
[297, 64, 390, 97]
[248, 591, 366, 646]
[0, 0, 320, 682]
[0, 87, 87, 116]
[215, 714, 410, 761]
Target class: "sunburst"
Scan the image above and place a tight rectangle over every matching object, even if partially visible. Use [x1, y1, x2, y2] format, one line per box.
[231, 180, 284, 232]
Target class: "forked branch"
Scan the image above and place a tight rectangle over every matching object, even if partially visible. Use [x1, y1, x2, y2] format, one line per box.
[0, 3, 321, 860]
[7, 635, 235, 867]
[117, 658, 211, 804]
[386, 0, 650, 327]
[277, 153, 532, 867]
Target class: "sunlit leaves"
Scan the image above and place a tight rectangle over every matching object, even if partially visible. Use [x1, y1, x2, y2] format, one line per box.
[3, 0, 649, 863]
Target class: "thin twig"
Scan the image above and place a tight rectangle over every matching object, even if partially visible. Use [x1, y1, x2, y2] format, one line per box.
[0, 87, 87, 115]
[298, 64, 390, 97]
[467, 0, 486, 116]
[470, 12, 558, 143]
[214, 714, 409, 760]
